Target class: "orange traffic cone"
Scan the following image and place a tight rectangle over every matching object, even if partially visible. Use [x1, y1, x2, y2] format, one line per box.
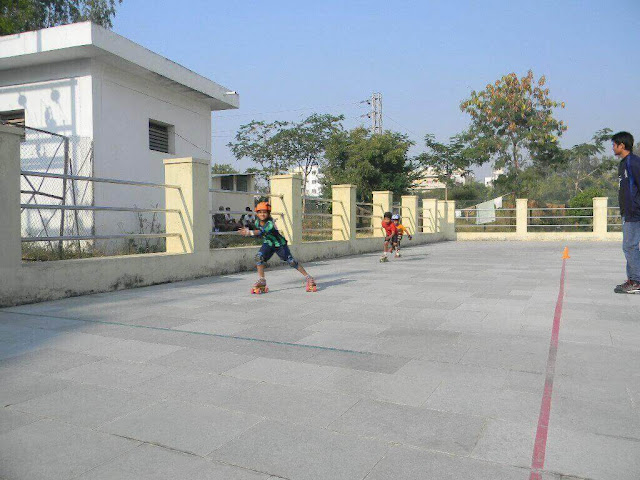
[562, 247, 570, 259]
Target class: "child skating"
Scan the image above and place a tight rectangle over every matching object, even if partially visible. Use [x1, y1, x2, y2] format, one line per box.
[240, 202, 317, 293]
[391, 213, 412, 257]
[380, 211, 397, 262]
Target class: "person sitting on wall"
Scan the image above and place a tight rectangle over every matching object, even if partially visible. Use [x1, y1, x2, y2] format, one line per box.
[213, 206, 227, 231]
[241, 207, 255, 228]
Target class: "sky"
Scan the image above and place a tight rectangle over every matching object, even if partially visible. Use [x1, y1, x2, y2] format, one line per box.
[112, 0, 640, 179]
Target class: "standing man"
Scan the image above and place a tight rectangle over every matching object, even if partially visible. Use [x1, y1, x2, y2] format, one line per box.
[613, 131, 640, 294]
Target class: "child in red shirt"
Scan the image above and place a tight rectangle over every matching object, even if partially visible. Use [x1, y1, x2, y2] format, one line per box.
[380, 211, 397, 262]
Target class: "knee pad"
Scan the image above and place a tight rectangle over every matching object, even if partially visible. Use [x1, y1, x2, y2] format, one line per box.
[286, 256, 298, 269]
[255, 253, 265, 266]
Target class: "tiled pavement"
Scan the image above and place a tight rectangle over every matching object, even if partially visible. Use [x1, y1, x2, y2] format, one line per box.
[0, 241, 639, 480]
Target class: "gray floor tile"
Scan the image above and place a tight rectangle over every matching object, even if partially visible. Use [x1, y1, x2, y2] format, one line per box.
[0, 368, 71, 406]
[209, 420, 388, 480]
[53, 359, 169, 389]
[218, 382, 358, 428]
[11, 383, 155, 428]
[0, 407, 40, 434]
[329, 398, 486, 455]
[0, 419, 139, 480]
[0, 348, 102, 374]
[363, 445, 527, 480]
[149, 348, 254, 373]
[100, 400, 262, 456]
[224, 357, 342, 388]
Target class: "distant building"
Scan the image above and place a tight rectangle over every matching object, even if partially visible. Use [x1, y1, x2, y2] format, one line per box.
[210, 173, 257, 222]
[290, 165, 322, 197]
[484, 168, 505, 187]
[0, 22, 238, 237]
[411, 167, 468, 191]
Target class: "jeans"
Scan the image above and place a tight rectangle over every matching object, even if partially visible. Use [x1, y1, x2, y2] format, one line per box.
[622, 220, 640, 282]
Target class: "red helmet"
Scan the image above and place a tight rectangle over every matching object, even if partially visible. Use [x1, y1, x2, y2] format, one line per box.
[255, 202, 271, 213]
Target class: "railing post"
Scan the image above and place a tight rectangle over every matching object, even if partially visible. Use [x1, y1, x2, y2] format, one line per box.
[332, 184, 355, 241]
[163, 157, 210, 254]
[422, 198, 438, 233]
[516, 198, 528, 238]
[372, 191, 393, 237]
[401, 194, 420, 235]
[442, 200, 456, 239]
[0, 125, 23, 269]
[593, 197, 608, 237]
[270, 174, 302, 245]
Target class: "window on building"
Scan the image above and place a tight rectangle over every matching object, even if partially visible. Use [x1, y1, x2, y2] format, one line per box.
[311, 179, 317, 184]
[220, 175, 234, 191]
[0, 110, 25, 140]
[236, 175, 248, 192]
[149, 120, 173, 153]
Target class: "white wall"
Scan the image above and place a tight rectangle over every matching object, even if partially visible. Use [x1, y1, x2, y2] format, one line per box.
[0, 59, 94, 237]
[91, 61, 212, 237]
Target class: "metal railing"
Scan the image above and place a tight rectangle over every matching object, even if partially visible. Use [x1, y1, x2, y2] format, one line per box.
[302, 197, 340, 241]
[607, 207, 622, 232]
[20, 171, 181, 259]
[356, 203, 375, 238]
[455, 207, 517, 231]
[527, 207, 594, 231]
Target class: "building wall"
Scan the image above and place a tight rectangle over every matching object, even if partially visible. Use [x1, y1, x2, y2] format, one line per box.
[0, 59, 94, 237]
[91, 61, 212, 237]
[210, 175, 257, 229]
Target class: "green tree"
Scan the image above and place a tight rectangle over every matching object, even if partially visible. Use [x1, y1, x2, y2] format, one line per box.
[1, 0, 123, 35]
[228, 120, 289, 182]
[460, 70, 567, 178]
[211, 163, 238, 174]
[416, 133, 476, 200]
[276, 113, 344, 194]
[322, 127, 415, 201]
[563, 128, 616, 196]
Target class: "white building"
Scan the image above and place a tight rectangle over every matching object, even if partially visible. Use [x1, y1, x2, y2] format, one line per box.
[411, 167, 467, 191]
[484, 168, 505, 187]
[0, 22, 238, 239]
[290, 165, 322, 197]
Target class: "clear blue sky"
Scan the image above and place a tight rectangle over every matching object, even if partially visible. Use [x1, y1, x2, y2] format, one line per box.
[113, 0, 640, 177]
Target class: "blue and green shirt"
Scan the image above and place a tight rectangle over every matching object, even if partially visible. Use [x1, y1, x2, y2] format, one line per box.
[255, 219, 287, 247]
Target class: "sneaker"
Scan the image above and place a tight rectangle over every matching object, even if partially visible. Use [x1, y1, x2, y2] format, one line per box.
[616, 280, 640, 294]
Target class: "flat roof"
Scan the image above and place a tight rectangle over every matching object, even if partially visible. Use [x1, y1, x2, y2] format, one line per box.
[0, 22, 239, 111]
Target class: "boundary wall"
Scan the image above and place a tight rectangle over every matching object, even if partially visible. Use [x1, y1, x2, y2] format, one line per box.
[0, 127, 449, 307]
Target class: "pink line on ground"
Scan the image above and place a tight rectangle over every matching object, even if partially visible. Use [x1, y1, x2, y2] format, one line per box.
[529, 257, 567, 480]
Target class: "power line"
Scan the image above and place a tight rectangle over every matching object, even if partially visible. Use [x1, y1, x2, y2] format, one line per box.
[214, 100, 365, 119]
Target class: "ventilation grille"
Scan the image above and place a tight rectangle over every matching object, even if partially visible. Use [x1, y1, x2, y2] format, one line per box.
[149, 121, 169, 153]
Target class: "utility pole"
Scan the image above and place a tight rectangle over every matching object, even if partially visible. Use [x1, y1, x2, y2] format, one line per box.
[370, 92, 382, 135]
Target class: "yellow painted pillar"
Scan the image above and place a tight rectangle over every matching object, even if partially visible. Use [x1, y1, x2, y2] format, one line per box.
[0, 125, 23, 268]
[593, 197, 608, 237]
[422, 198, 438, 234]
[163, 157, 210, 254]
[270, 174, 302, 245]
[332, 184, 356, 241]
[516, 198, 528, 238]
[443, 200, 456, 239]
[372, 191, 393, 237]
[401, 195, 419, 235]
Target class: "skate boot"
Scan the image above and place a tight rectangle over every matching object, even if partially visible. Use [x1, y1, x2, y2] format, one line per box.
[251, 278, 268, 294]
[305, 276, 317, 292]
[394, 250, 401, 258]
[380, 255, 389, 263]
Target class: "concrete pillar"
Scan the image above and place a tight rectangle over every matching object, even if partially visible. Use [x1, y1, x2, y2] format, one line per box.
[372, 191, 393, 237]
[422, 198, 438, 234]
[516, 198, 528, 237]
[332, 184, 356, 241]
[442, 200, 456, 239]
[163, 157, 210, 254]
[593, 197, 608, 237]
[270, 174, 302, 245]
[401, 195, 420, 235]
[0, 125, 23, 268]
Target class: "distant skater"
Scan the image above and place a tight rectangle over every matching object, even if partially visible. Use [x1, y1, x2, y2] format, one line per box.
[391, 213, 412, 257]
[612, 131, 640, 294]
[240, 202, 317, 293]
[380, 211, 397, 262]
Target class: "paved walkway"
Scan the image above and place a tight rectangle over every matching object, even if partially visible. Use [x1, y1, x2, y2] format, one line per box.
[0, 241, 639, 480]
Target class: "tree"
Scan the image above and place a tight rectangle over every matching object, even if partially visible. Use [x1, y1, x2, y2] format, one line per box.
[322, 127, 416, 201]
[1, 0, 123, 35]
[211, 163, 238, 174]
[276, 113, 344, 195]
[563, 128, 615, 196]
[416, 133, 476, 200]
[460, 70, 567, 178]
[228, 120, 289, 184]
